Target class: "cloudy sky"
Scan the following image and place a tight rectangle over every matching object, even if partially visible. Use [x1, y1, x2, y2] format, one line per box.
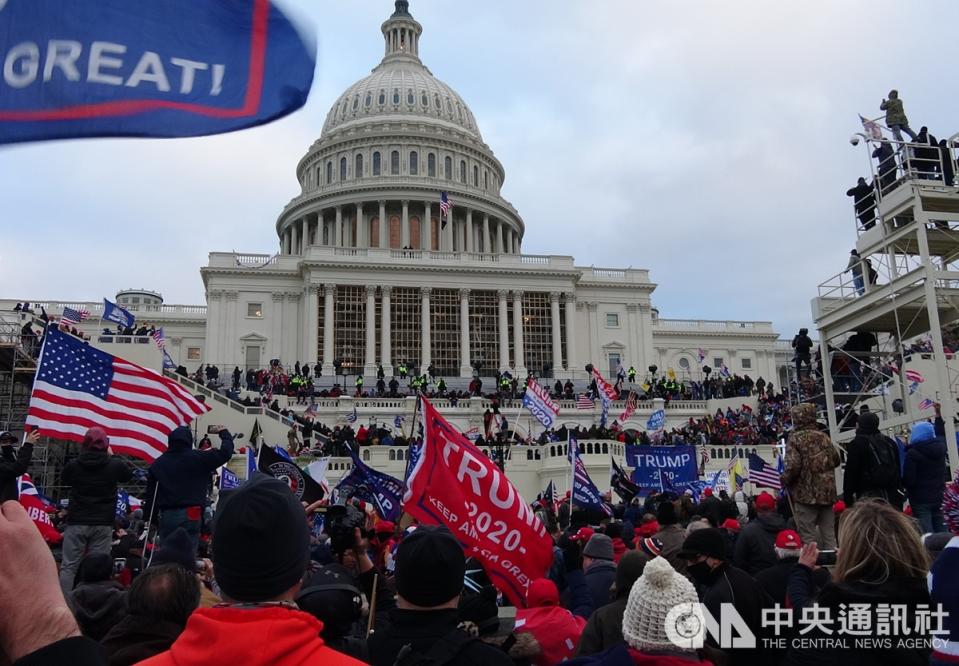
[2, 0, 956, 338]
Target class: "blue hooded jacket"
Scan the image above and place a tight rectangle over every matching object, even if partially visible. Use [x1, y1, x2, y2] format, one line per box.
[145, 426, 234, 515]
[903, 421, 948, 505]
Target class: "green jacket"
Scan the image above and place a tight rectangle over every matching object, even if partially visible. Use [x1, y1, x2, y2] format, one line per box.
[880, 97, 908, 126]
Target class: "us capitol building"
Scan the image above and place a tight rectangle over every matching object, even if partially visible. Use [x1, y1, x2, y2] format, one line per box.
[5, 1, 787, 392]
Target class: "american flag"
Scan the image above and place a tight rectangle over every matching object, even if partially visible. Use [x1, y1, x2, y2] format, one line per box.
[576, 394, 594, 410]
[905, 369, 925, 383]
[151, 327, 166, 350]
[619, 391, 637, 421]
[860, 114, 884, 140]
[61, 306, 90, 325]
[25, 327, 210, 462]
[747, 452, 782, 490]
[439, 191, 452, 217]
[697, 348, 707, 363]
[700, 442, 710, 465]
[918, 398, 935, 411]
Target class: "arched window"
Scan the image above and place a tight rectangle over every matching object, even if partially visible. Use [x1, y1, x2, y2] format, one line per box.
[365, 92, 372, 107]
[392, 88, 400, 104]
[378, 90, 385, 105]
[372, 151, 381, 176]
[473, 165, 479, 186]
[407, 89, 414, 105]
[602, 443, 609, 454]
[388, 450, 396, 461]
[362, 449, 370, 462]
[428, 153, 436, 177]
[390, 150, 400, 175]
[434, 93, 441, 109]
[409, 151, 418, 175]
[352, 95, 359, 111]
[459, 160, 466, 183]
[326, 161, 332, 184]
[355, 153, 363, 177]
[422, 92, 429, 107]
[339, 157, 347, 181]
[444, 156, 452, 180]
[398, 449, 405, 460]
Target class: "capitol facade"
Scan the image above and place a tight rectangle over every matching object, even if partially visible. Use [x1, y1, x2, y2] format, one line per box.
[4, 1, 788, 389]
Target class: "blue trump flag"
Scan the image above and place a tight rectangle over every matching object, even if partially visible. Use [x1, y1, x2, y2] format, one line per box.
[220, 466, 241, 490]
[0, 0, 315, 144]
[646, 409, 666, 431]
[626, 445, 698, 491]
[338, 448, 404, 521]
[115, 489, 129, 517]
[102, 299, 134, 329]
[568, 437, 612, 516]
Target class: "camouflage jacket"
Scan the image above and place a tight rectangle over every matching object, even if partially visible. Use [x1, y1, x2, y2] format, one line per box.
[782, 404, 840, 505]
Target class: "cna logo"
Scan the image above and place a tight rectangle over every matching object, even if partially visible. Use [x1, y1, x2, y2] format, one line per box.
[665, 603, 756, 650]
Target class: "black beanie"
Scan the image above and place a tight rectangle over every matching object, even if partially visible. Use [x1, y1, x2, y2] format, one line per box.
[152, 527, 196, 571]
[296, 564, 363, 639]
[212, 474, 309, 602]
[656, 499, 678, 526]
[395, 526, 465, 607]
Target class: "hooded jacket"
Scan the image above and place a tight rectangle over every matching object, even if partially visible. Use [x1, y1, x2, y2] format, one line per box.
[146, 427, 234, 513]
[0, 441, 32, 502]
[584, 559, 618, 610]
[517, 605, 587, 665]
[137, 606, 364, 666]
[100, 614, 186, 666]
[732, 511, 785, 575]
[902, 431, 948, 506]
[842, 413, 902, 505]
[62, 450, 132, 525]
[782, 404, 840, 506]
[66, 580, 127, 642]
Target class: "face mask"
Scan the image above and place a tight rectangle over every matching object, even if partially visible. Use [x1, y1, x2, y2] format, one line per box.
[686, 561, 713, 584]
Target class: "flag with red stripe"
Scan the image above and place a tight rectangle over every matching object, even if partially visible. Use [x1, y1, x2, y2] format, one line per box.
[25, 327, 209, 462]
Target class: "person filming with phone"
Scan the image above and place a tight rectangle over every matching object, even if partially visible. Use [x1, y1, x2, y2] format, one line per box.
[145, 425, 235, 557]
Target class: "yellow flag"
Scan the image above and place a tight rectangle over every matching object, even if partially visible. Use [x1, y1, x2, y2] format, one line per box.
[667, 368, 676, 381]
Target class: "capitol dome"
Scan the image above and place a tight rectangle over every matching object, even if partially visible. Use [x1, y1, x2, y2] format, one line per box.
[276, 0, 523, 258]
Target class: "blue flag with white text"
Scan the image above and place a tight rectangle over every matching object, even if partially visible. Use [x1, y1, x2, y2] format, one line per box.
[220, 466, 241, 490]
[0, 0, 316, 145]
[626, 445, 698, 490]
[340, 448, 404, 521]
[646, 409, 665, 431]
[102, 298, 135, 329]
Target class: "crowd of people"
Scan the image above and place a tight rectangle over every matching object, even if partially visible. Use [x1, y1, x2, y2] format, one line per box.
[1, 397, 957, 665]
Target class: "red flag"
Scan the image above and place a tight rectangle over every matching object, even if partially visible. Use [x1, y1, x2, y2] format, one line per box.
[405, 397, 554, 606]
[19, 493, 62, 544]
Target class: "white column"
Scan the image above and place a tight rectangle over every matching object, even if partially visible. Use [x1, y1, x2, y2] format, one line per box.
[335, 206, 343, 247]
[291, 224, 299, 255]
[422, 201, 431, 250]
[286, 292, 300, 363]
[512, 290, 526, 376]
[497, 289, 509, 371]
[505, 227, 512, 254]
[301, 219, 308, 253]
[445, 207, 454, 251]
[465, 210, 474, 253]
[381, 286, 393, 375]
[588, 302, 601, 371]
[565, 293, 577, 373]
[322, 284, 335, 374]
[550, 292, 562, 377]
[515, 229, 521, 254]
[357, 203, 367, 249]
[272, 292, 285, 361]
[364, 285, 376, 374]
[459, 288, 471, 376]
[378, 200, 388, 249]
[401, 200, 410, 248]
[496, 221, 504, 254]
[483, 214, 491, 253]
[420, 287, 431, 370]
[224, 291, 238, 367]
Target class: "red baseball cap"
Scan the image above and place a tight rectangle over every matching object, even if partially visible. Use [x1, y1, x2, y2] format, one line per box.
[703, 488, 713, 497]
[775, 529, 802, 549]
[571, 527, 595, 543]
[755, 492, 776, 511]
[526, 578, 560, 607]
[721, 518, 741, 532]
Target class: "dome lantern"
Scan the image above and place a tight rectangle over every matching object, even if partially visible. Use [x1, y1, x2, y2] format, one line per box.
[381, 0, 423, 62]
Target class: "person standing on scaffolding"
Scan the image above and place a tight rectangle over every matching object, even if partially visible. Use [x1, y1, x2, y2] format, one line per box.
[880, 89, 918, 143]
[792, 328, 814, 380]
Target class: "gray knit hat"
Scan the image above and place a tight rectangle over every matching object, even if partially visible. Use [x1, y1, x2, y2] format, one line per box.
[622, 556, 702, 653]
[583, 533, 614, 561]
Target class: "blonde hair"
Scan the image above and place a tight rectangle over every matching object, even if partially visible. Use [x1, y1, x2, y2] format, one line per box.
[834, 500, 929, 583]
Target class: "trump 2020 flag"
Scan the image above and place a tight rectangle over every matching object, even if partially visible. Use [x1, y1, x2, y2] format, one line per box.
[568, 439, 612, 516]
[342, 447, 404, 521]
[102, 298, 135, 329]
[26, 327, 210, 461]
[0, 0, 316, 144]
[220, 466, 241, 490]
[522, 379, 560, 429]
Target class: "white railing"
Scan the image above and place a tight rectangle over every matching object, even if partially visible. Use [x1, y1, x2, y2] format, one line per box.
[234, 253, 278, 267]
[653, 319, 774, 332]
[0, 300, 207, 317]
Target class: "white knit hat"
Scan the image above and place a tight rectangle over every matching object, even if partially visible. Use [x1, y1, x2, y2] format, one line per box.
[621, 556, 702, 653]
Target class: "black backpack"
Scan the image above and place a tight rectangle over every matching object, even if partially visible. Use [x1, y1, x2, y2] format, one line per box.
[862, 433, 900, 488]
[393, 628, 480, 666]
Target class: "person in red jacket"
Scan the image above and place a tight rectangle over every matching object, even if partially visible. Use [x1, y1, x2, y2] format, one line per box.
[139, 475, 363, 666]
[517, 578, 588, 666]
